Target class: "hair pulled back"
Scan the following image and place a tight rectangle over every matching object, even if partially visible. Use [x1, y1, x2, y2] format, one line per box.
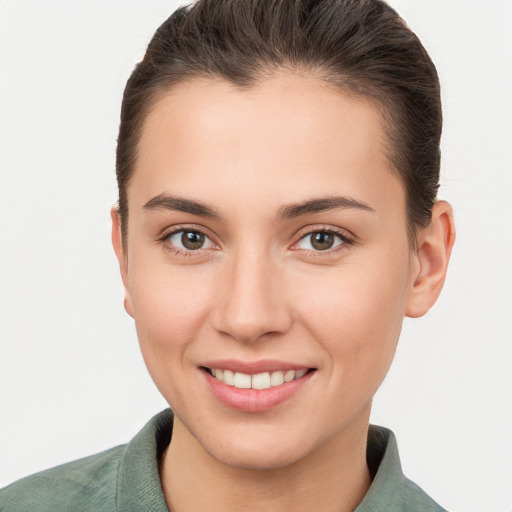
[116, 0, 442, 243]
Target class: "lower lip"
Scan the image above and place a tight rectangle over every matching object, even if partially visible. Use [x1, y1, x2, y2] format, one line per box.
[202, 369, 314, 413]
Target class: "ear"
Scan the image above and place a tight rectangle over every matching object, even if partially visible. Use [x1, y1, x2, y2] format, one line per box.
[110, 206, 134, 318]
[406, 200, 456, 318]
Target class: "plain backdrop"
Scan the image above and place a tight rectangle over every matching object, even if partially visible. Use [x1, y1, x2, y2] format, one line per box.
[0, 1, 511, 511]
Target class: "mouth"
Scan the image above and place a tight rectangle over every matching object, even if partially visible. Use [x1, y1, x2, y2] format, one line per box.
[202, 367, 313, 390]
[200, 363, 316, 412]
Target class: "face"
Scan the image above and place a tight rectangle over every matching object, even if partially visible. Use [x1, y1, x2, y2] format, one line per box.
[116, 72, 420, 470]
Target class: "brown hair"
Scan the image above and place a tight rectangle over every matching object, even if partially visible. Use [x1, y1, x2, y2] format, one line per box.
[116, 0, 442, 244]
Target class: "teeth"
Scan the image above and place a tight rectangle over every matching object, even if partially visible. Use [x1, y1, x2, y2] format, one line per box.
[270, 371, 284, 386]
[284, 370, 295, 382]
[209, 368, 309, 390]
[251, 372, 271, 390]
[223, 369, 235, 386]
[234, 372, 251, 389]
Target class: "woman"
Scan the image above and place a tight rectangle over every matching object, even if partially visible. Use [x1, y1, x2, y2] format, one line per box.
[1, 0, 456, 510]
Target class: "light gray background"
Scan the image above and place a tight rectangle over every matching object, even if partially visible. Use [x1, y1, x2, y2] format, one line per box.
[0, 2, 511, 511]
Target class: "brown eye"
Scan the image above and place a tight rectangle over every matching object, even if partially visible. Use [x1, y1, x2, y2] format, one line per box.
[182, 231, 205, 250]
[168, 230, 214, 252]
[296, 231, 345, 251]
[311, 232, 335, 250]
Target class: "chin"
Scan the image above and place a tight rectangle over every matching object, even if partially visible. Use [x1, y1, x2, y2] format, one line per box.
[199, 425, 315, 471]
[210, 442, 307, 471]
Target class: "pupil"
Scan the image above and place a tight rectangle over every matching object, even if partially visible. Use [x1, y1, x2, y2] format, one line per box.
[311, 232, 334, 250]
[182, 231, 204, 250]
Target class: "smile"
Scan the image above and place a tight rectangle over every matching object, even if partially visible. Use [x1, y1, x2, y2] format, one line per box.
[201, 360, 317, 412]
[206, 368, 309, 390]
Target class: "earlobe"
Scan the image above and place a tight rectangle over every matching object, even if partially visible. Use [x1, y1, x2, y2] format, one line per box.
[405, 200, 456, 318]
[110, 206, 134, 318]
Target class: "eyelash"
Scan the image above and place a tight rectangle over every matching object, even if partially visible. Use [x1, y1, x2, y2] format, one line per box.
[291, 228, 353, 257]
[157, 225, 218, 257]
[158, 226, 354, 257]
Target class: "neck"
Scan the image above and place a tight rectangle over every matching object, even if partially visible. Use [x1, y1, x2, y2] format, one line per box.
[160, 409, 372, 512]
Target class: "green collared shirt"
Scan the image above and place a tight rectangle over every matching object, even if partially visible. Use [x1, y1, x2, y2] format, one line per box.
[0, 409, 446, 511]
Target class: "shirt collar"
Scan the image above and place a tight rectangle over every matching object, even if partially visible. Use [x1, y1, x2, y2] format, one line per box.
[116, 410, 410, 512]
[355, 425, 406, 511]
[116, 409, 172, 512]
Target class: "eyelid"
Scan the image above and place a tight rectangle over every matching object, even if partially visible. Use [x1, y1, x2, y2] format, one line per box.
[158, 224, 220, 254]
[157, 223, 355, 256]
[289, 225, 355, 252]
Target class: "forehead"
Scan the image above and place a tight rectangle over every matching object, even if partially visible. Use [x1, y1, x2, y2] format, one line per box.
[131, 72, 404, 216]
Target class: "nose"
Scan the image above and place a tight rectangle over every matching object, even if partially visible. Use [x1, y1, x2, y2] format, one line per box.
[211, 248, 292, 344]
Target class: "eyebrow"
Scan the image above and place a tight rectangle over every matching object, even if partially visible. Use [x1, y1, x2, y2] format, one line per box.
[277, 196, 375, 220]
[143, 193, 221, 218]
[143, 193, 375, 220]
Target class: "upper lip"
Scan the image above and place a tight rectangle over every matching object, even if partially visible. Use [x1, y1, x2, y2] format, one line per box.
[201, 359, 315, 374]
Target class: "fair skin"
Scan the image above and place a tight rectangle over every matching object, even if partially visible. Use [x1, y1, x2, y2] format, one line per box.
[112, 72, 455, 512]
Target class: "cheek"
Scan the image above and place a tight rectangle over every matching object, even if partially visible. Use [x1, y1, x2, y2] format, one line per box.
[128, 260, 215, 380]
[294, 252, 410, 390]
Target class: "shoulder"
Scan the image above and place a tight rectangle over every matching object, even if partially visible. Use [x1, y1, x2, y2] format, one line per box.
[359, 425, 448, 512]
[0, 410, 173, 512]
[0, 445, 125, 512]
[402, 477, 448, 512]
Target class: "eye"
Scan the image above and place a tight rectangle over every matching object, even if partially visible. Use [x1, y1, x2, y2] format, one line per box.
[296, 230, 347, 251]
[167, 229, 215, 252]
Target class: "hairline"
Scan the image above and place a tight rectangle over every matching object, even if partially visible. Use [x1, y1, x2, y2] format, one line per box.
[119, 67, 422, 251]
